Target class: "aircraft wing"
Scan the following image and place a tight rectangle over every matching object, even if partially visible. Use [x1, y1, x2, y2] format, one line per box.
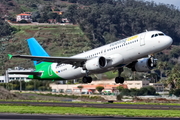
[8, 71, 42, 76]
[8, 54, 87, 66]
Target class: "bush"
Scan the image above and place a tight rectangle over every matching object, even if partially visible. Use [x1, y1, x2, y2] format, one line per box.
[139, 86, 156, 95]
[119, 86, 156, 96]
[173, 89, 180, 97]
[117, 94, 123, 101]
[18, 20, 28, 23]
[129, 88, 139, 96]
[120, 88, 130, 96]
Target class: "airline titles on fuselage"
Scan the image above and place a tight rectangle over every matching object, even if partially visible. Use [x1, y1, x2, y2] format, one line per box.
[109, 35, 138, 47]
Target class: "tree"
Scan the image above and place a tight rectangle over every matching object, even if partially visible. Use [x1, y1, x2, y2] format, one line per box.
[96, 86, 104, 94]
[173, 89, 180, 97]
[146, 86, 156, 95]
[64, 4, 78, 24]
[120, 88, 130, 96]
[169, 47, 180, 59]
[77, 85, 83, 93]
[157, 61, 167, 79]
[167, 65, 180, 89]
[129, 88, 139, 96]
[117, 85, 124, 93]
[139, 86, 156, 95]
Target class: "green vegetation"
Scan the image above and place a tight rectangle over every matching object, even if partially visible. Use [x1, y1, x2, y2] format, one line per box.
[96, 86, 104, 94]
[0, 105, 180, 117]
[116, 86, 157, 100]
[0, 80, 52, 91]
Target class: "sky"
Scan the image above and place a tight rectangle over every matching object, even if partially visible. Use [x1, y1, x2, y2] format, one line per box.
[144, 0, 180, 9]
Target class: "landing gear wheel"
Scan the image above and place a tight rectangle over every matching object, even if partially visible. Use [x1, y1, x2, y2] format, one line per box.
[115, 68, 124, 84]
[119, 77, 124, 84]
[82, 76, 92, 83]
[115, 77, 124, 84]
[87, 77, 92, 83]
[115, 77, 120, 83]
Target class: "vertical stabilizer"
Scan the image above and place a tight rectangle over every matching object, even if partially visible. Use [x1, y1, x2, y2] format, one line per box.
[27, 38, 49, 66]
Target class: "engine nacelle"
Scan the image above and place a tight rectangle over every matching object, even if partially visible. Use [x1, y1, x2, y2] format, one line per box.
[132, 57, 156, 72]
[84, 56, 107, 71]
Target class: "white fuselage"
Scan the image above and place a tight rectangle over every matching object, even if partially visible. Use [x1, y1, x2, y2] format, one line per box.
[51, 30, 172, 80]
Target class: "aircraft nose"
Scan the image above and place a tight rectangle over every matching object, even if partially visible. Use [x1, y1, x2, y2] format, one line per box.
[166, 36, 173, 45]
[165, 36, 173, 46]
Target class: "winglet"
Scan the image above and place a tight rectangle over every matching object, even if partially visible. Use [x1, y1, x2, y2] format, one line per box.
[8, 54, 13, 60]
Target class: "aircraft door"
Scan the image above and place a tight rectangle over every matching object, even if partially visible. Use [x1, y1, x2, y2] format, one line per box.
[140, 33, 146, 46]
[48, 65, 53, 76]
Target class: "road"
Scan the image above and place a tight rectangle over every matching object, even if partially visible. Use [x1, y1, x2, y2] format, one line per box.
[0, 114, 179, 120]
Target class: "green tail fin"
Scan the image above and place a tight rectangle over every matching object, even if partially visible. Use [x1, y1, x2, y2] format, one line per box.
[8, 54, 13, 60]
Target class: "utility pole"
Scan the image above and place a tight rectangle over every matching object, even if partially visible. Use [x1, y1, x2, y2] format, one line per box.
[20, 79, 22, 92]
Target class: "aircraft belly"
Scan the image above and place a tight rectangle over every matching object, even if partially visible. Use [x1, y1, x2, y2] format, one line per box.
[57, 67, 84, 80]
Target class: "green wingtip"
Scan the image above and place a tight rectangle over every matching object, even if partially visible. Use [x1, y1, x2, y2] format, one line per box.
[8, 54, 13, 60]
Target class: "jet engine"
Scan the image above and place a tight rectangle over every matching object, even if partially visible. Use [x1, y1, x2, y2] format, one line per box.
[83, 56, 107, 71]
[128, 57, 157, 72]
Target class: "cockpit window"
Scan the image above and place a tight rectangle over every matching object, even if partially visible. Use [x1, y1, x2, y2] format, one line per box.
[158, 33, 164, 36]
[151, 33, 165, 38]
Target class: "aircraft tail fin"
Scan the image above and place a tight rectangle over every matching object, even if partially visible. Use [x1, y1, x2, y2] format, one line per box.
[27, 38, 49, 66]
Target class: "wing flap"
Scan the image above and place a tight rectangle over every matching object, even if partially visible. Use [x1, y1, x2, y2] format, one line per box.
[10, 55, 87, 62]
[8, 71, 42, 76]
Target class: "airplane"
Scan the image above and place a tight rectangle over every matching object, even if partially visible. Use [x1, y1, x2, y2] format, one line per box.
[8, 30, 173, 84]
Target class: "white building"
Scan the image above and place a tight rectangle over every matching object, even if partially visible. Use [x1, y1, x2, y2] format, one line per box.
[0, 76, 5, 83]
[16, 13, 32, 22]
[0, 74, 31, 83]
[124, 80, 149, 89]
[2, 67, 33, 83]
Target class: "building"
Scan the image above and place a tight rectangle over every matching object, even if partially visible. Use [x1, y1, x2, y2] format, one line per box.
[0, 74, 30, 83]
[124, 80, 149, 89]
[2, 67, 33, 83]
[149, 83, 164, 92]
[16, 13, 32, 22]
[61, 18, 70, 23]
[50, 80, 164, 93]
[50, 80, 128, 94]
[0, 76, 5, 83]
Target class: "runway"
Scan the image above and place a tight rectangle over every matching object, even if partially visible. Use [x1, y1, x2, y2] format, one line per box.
[0, 114, 179, 120]
[0, 101, 180, 110]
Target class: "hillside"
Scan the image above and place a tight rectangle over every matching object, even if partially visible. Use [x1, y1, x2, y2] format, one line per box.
[0, 25, 91, 74]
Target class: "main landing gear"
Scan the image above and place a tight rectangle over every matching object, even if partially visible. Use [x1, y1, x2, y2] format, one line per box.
[82, 70, 92, 83]
[82, 76, 92, 83]
[115, 68, 124, 84]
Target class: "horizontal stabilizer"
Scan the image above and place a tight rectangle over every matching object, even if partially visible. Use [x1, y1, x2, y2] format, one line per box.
[8, 71, 42, 76]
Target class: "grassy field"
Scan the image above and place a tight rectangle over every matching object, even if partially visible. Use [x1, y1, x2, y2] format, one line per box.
[0, 104, 179, 117]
